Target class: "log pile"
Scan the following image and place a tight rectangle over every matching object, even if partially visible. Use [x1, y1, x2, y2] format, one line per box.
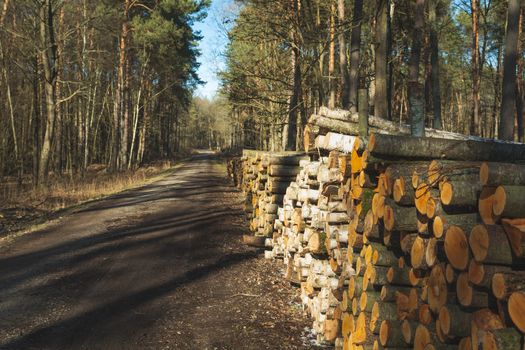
[229, 108, 525, 350]
[235, 150, 308, 245]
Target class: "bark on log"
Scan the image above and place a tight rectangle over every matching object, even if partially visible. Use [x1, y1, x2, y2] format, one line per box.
[493, 185, 525, 218]
[438, 304, 471, 337]
[368, 132, 525, 161]
[492, 271, 525, 300]
[432, 213, 478, 239]
[480, 161, 525, 186]
[469, 225, 513, 265]
[482, 328, 523, 350]
[501, 218, 525, 257]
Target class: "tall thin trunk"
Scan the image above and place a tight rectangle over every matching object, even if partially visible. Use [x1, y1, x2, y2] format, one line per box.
[38, 0, 58, 184]
[349, 0, 364, 114]
[328, 4, 336, 109]
[375, 0, 389, 120]
[285, 0, 301, 151]
[429, 0, 442, 129]
[408, 0, 426, 136]
[471, 0, 481, 135]
[338, 0, 350, 108]
[500, 0, 521, 140]
[516, 8, 524, 142]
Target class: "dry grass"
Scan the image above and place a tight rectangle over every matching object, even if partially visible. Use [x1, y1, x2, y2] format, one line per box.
[0, 160, 178, 235]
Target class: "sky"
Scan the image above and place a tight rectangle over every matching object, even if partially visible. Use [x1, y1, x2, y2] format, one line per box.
[193, 0, 237, 99]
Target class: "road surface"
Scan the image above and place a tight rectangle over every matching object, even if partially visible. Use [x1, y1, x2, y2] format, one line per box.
[0, 154, 314, 350]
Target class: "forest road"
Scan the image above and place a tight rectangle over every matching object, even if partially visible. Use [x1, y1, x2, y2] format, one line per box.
[0, 154, 314, 350]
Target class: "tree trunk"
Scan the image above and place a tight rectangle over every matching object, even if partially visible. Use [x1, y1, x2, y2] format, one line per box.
[375, 0, 389, 120]
[328, 4, 336, 109]
[429, 0, 442, 129]
[38, 0, 58, 184]
[285, 0, 301, 151]
[471, 0, 481, 136]
[349, 0, 363, 114]
[500, 0, 521, 141]
[408, 0, 426, 136]
[338, 0, 350, 109]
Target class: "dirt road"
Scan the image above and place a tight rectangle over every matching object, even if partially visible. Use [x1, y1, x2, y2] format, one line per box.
[0, 154, 316, 350]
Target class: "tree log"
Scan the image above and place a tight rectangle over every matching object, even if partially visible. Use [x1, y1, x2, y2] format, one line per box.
[482, 328, 523, 350]
[368, 132, 525, 162]
[492, 271, 525, 300]
[439, 304, 471, 337]
[444, 225, 470, 270]
[380, 320, 408, 347]
[432, 213, 478, 239]
[509, 291, 525, 333]
[469, 225, 513, 265]
[480, 161, 525, 186]
[384, 204, 418, 231]
[479, 187, 500, 225]
[493, 185, 525, 218]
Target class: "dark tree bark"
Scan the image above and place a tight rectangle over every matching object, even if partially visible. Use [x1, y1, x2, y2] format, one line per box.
[38, 0, 59, 184]
[500, 0, 521, 141]
[429, 0, 442, 129]
[338, 0, 350, 109]
[328, 4, 336, 109]
[408, 0, 426, 136]
[375, 0, 389, 120]
[349, 0, 364, 114]
[285, 0, 301, 150]
[471, 0, 481, 136]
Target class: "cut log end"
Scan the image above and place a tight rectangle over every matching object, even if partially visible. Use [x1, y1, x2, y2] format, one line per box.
[444, 225, 469, 270]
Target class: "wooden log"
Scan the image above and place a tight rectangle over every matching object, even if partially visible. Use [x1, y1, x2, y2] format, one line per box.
[432, 213, 478, 239]
[393, 176, 416, 206]
[384, 204, 418, 231]
[418, 304, 433, 325]
[268, 165, 301, 177]
[444, 225, 470, 270]
[469, 225, 513, 265]
[401, 320, 418, 345]
[413, 324, 432, 350]
[439, 304, 471, 338]
[482, 328, 523, 350]
[387, 266, 413, 286]
[370, 302, 398, 334]
[367, 132, 525, 162]
[440, 180, 480, 209]
[457, 271, 489, 308]
[321, 132, 358, 153]
[480, 161, 525, 186]
[501, 218, 525, 257]
[411, 236, 430, 269]
[380, 285, 413, 303]
[469, 261, 511, 290]
[425, 237, 445, 268]
[428, 160, 481, 185]
[492, 271, 525, 300]
[479, 187, 500, 225]
[428, 265, 448, 313]
[493, 185, 525, 218]
[380, 320, 408, 347]
[360, 291, 381, 313]
[370, 243, 399, 267]
[509, 292, 525, 333]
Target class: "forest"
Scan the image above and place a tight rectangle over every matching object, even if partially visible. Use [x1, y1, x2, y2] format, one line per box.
[0, 0, 524, 203]
[221, 0, 524, 151]
[0, 0, 211, 189]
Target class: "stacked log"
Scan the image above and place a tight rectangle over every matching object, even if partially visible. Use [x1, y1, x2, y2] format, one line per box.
[236, 150, 308, 245]
[229, 108, 525, 350]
